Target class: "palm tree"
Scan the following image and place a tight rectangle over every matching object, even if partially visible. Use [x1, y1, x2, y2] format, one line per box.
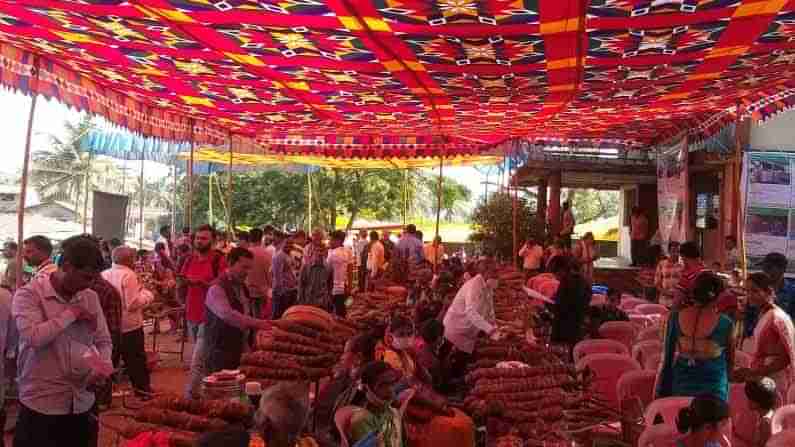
[30, 116, 95, 217]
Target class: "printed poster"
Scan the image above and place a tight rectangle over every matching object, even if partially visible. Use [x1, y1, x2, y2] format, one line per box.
[747, 153, 792, 207]
[743, 151, 795, 273]
[657, 138, 688, 250]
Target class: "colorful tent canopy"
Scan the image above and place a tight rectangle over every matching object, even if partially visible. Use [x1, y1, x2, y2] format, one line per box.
[178, 147, 503, 169]
[1, 1, 795, 150]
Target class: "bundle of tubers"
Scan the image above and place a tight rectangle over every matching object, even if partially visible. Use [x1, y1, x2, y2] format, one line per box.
[271, 327, 343, 354]
[240, 352, 302, 369]
[466, 365, 571, 385]
[240, 365, 330, 381]
[121, 421, 196, 447]
[151, 395, 249, 422]
[472, 374, 575, 396]
[257, 340, 326, 356]
[135, 408, 229, 432]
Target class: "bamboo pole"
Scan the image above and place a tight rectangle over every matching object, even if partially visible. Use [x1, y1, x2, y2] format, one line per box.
[435, 157, 443, 242]
[227, 137, 233, 238]
[82, 149, 93, 233]
[187, 120, 195, 230]
[171, 163, 177, 239]
[139, 152, 145, 248]
[512, 179, 518, 269]
[122, 151, 129, 239]
[209, 172, 214, 227]
[16, 57, 39, 290]
[307, 169, 312, 232]
[402, 170, 408, 226]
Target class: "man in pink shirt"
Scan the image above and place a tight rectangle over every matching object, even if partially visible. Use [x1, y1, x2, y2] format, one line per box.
[179, 225, 227, 398]
[245, 228, 272, 319]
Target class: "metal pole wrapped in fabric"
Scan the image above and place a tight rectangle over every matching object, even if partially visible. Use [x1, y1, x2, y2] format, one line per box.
[512, 180, 518, 269]
[227, 133, 233, 238]
[139, 151, 145, 248]
[187, 120, 195, 231]
[435, 157, 443, 245]
[16, 56, 39, 290]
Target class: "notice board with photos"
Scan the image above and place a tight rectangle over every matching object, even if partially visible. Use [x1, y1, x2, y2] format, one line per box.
[743, 151, 795, 273]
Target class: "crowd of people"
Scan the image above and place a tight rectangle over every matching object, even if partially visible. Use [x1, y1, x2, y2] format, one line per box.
[0, 206, 793, 447]
[0, 221, 473, 447]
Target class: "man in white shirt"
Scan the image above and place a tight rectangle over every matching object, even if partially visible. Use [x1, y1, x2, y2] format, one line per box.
[442, 257, 501, 375]
[327, 231, 351, 317]
[102, 246, 154, 399]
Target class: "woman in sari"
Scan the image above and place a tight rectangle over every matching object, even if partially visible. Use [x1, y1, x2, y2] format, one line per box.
[656, 272, 737, 402]
[349, 361, 407, 447]
[314, 332, 380, 445]
[744, 272, 795, 403]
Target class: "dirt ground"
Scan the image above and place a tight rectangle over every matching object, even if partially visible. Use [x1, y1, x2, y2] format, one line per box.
[3, 331, 195, 447]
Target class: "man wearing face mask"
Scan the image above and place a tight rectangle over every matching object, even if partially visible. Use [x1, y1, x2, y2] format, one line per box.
[12, 235, 113, 447]
[441, 257, 501, 375]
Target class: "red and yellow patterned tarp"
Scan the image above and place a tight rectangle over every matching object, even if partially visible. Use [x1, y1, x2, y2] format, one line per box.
[1, 0, 795, 153]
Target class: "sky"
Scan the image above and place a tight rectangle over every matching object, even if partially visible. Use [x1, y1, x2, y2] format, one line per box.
[0, 89, 489, 200]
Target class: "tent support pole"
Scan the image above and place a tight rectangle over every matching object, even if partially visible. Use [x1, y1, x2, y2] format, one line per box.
[187, 121, 195, 231]
[435, 158, 443, 261]
[512, 179, 518, 269]
[172, 163, 177, 238]
[209, 173, 214, 227]
[307, 169, 312, 232]
[139, 155, 145, 248]
[16, 57, 39, 290]
[82, 149, 93, 233]
[227, 134, 233, 238]
[403, 170, 408, 226]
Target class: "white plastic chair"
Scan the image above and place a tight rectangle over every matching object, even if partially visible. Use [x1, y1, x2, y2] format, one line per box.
[577, 353, 641, 410]
[637, 325, 662, 342]
[632, 340, 662, 367]
[599, 321, 638, 350]
[772, 404, 795, 434]
[635, 304, 669, 316]
[767, 429, 795, 446]
[734, 350, 752, 369]
[637, 423, 682, 447]
[573, 339, 630, 363]
[644, 397, 693, 427]
[616, 369, 657, 412]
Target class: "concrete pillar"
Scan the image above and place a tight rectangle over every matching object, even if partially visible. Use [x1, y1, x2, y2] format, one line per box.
[548, 170, 562, 237]
[536, 177, 548, 237]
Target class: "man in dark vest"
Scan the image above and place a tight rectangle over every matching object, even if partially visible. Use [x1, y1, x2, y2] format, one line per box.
[205, 247, 272, 374]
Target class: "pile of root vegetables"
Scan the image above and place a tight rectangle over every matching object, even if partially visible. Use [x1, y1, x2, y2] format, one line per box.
[119, 395, 250, 446]
[464, 337, 621, 445]
[346, 287, 413, 328]
[243, 306, 356, 384]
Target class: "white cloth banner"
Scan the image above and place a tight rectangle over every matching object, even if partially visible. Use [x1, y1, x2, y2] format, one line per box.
[657, 138, 689, 251]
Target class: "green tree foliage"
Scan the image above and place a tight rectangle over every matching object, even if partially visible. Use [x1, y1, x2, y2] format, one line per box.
[188, 168, 472, 231]
[567, 189, 620, 223]
[469, 191, 540, 261]
[31, 116, 127, 219]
